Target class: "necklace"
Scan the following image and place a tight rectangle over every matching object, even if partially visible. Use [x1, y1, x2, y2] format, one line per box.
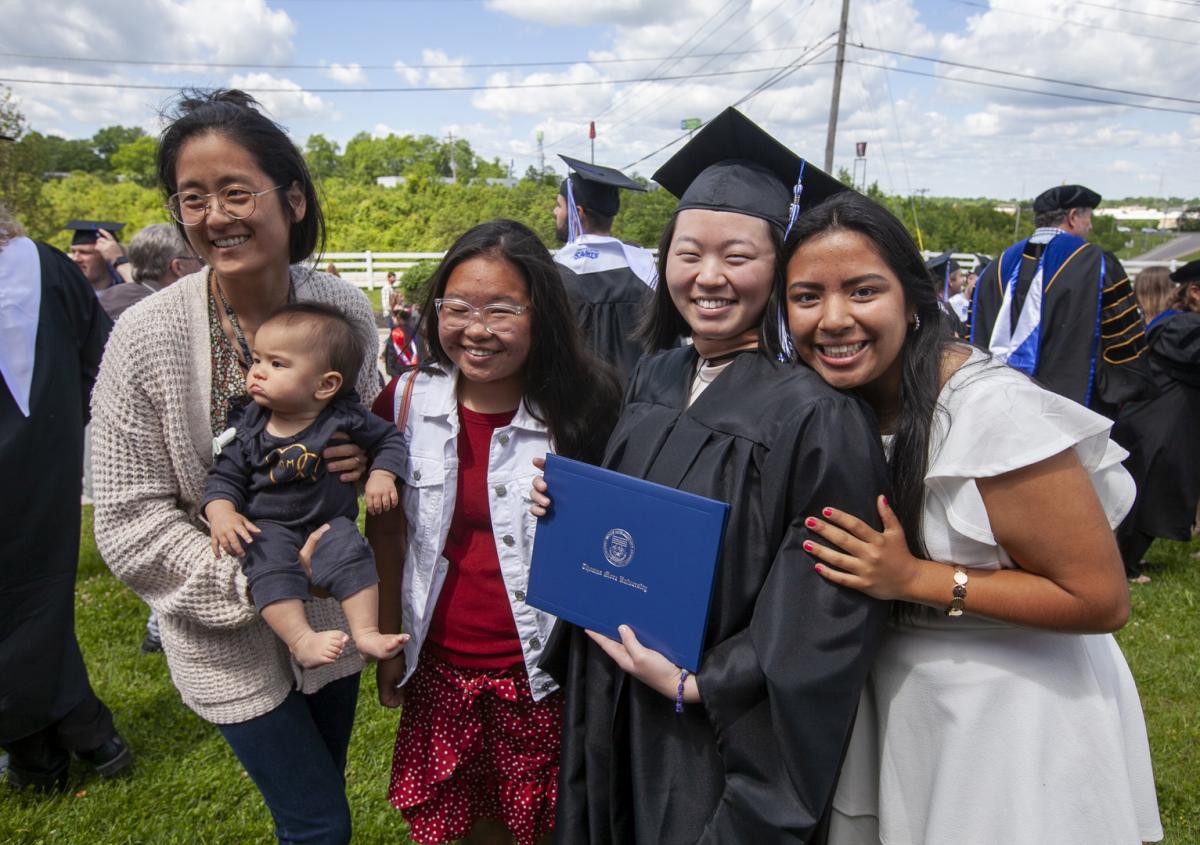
[212, 273, 294, 370]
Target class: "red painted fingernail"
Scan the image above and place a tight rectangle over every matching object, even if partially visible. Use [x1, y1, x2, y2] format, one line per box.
[814, 564, 823, 573]
[882, 495, 889, 507]
[822, 507, 833, 518]
[805, 517, 818, 529]
[803, 540, 814, 552]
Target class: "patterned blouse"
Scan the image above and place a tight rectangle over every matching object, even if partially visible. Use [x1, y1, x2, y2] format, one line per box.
[207, 287, 250, 437]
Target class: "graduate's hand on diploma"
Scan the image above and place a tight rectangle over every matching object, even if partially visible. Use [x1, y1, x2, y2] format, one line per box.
[806, 495, 922, 601]
[530, 456, 552, 517]
[587, 625, 701, 704]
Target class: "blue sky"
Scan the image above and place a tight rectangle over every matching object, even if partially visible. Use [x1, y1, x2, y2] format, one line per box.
[3, 0, 1198, 200]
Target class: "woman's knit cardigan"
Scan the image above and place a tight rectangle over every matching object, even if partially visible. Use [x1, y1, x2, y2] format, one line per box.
[92, 266, 381, 724]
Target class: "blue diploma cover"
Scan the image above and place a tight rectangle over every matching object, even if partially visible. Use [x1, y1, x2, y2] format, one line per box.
[527, 455, 730, 672]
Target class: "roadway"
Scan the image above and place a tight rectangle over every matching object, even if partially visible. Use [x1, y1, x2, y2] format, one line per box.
[1132, 232, 1200, 262]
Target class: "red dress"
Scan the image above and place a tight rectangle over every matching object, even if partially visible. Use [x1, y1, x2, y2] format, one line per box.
[379, 398, 562, 845]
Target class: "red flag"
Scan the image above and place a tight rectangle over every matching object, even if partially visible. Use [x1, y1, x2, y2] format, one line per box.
[588, 121, 596, 140]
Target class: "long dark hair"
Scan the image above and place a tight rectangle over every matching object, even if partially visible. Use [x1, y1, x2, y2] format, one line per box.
[419, 219, 621, 463]
[157, 89, 325, 264]
[773, 192, 953, 554]
[637, 212, 787, 352]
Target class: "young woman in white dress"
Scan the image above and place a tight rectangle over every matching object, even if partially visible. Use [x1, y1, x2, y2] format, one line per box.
[771, 191, 1162, 845]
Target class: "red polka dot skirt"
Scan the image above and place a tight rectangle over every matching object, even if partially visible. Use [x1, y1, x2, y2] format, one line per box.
[388, 651, 562, 845]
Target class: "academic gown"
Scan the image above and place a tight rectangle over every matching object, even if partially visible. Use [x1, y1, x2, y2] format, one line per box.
[551, 348, 890, 845]
[1112, 310, 1200, 541]
[0, 243, 111, 744]
[558, 264, 652, 385]
[971, 240, 1156, 417]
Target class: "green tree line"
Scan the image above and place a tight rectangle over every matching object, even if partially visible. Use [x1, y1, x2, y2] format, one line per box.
[0, 87, 1171, 260]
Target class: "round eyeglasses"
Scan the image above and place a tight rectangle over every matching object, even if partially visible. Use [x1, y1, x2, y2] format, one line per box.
[435, 298, 529, 335]
[166, 184, 286, 226]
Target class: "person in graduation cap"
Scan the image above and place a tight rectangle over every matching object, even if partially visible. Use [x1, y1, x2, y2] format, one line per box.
[553, 155, 658, 384]
[535, 108, 891, 844]
[0, 203, 134, 791]
[923, 251, 968, 336]
[1111, 260, 1200, 581]
[970, 184, 1156, 418]
[65, 220, 128, 293]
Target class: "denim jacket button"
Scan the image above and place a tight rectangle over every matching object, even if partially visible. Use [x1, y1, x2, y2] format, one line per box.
[494, 485, 507, 497]
[498, 434, 510, 446]
[502, 534, 515, 547]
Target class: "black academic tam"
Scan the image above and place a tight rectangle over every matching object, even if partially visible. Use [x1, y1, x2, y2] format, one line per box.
[551, 347, 890, 844]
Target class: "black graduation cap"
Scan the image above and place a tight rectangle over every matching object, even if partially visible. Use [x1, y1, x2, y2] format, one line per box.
[1032, 185, 1102, 215]
[925, 251, 960, 276]
[973, 253, 991, 271]
[558, 155, 645, 218]
[1169, 259, 1200, 284]
[651, 107, 845, 231]
[65, 220, 125, 246]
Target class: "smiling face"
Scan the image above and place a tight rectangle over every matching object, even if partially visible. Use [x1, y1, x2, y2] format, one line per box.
[438, 255, 533, 392]
[173, 132, 304, 285]
[664, 209, 775, 352]
[246, 319, 338, 416]
[785, 228, 912, 405]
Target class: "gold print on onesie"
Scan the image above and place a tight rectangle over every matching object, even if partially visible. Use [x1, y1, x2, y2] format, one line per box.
[267, 443, 322, 484]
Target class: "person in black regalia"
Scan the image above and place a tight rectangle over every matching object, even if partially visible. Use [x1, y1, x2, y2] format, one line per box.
[1112, 262, 1200, 581]
[553, 156, 658, 384]
[0, 207, 132, 792]
[970, 185, 1156, 418]
[536, 109, 891, 844]
[924, 251, 968, 337]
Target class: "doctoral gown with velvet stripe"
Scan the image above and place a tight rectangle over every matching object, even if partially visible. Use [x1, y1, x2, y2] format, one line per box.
[0, 243, 111, 744]
[551, 347, 891, 845]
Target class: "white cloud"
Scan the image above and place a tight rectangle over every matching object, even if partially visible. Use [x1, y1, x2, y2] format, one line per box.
[227, 73, 335, 122]
[485, 0, 687, 27]
[321, 63, 368, 86]
[372, 123, 416, 139]
[393, 61, 422, 86]
[422, 49, 472, 88]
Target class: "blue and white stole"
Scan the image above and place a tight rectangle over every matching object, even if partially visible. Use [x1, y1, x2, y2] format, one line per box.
[985, 231, 1098, 383]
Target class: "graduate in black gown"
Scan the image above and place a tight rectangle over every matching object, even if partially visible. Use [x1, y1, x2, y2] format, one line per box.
[924, 251, 968, 337]
[540, 109, 891, 844]
[1112, 264, 1200, 579]
[970, 185, 1156, 418]
[552, 156, 658, 384]
[0, 218, 130, 791]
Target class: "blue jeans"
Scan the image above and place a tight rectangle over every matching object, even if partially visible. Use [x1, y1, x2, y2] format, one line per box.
[217, 673, 360, 845]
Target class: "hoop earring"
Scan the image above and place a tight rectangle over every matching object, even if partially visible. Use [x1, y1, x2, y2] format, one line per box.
[910, 313, 921, 332]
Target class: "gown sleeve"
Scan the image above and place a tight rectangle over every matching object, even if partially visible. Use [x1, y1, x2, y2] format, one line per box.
[695, 394, 891, 842]
[1094, 252, 1157, 407]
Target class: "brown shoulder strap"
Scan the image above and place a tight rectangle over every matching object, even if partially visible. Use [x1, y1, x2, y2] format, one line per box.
[395, 368, 419, 433]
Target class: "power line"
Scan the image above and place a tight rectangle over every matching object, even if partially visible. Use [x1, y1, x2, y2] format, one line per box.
[0, 63, 819, 94]
[622, 49, 836, 171]
[951, 0, 1195, 46]
[0, 42, 833, 73]
[843, 59, 1200, 116]
[854, 44, 1200, 106]
[1070, 0, 1199, 23]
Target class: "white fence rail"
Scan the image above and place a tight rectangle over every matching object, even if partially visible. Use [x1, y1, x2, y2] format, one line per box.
[317, 250, 1188, 289]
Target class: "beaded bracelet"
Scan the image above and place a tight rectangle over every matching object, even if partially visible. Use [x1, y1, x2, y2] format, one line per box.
[945, 565, 969, 616]
[675, 669, 689, 714]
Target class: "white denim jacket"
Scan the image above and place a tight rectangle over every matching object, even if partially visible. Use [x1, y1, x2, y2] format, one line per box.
[389, 367, 559, 700]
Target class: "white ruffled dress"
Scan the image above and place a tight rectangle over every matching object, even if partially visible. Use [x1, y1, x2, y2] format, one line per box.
[829, 351, 1163, 845]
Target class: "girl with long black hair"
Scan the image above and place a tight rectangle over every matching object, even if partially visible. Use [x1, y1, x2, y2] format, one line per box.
[368, 219, 620, 845]
[782, 191, 1161, 844]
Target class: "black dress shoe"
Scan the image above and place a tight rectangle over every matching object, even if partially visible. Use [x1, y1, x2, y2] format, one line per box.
[3, 754, 70, 793]
[140, 632, 163, 654]
[74, 734, 133, 778]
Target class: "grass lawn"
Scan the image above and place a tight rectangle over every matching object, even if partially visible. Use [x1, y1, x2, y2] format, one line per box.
[1, 512, 1196, 843]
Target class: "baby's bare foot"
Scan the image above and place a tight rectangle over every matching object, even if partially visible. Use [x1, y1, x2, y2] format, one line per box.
[355, 632, 409, 662]
[290, 629, 348, 668]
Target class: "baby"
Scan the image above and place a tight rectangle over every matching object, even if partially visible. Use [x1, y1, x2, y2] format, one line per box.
[202, 302, 408, 668]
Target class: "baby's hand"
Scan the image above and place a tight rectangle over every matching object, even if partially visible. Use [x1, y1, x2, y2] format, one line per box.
[365, 469, 399, 515]
[205, 500, 260, 557]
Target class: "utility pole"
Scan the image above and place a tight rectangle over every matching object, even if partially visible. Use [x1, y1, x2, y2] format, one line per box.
[536, 130, 545, 178]
[445, 131, 458, 181]
[823, 0, 851, 173]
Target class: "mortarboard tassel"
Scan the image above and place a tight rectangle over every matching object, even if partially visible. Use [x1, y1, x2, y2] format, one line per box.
[566, 176, 583, 244]
[783, 160, 807, 240]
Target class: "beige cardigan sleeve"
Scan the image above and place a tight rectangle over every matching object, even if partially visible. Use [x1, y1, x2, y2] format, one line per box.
[91, 306, 257, 631]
